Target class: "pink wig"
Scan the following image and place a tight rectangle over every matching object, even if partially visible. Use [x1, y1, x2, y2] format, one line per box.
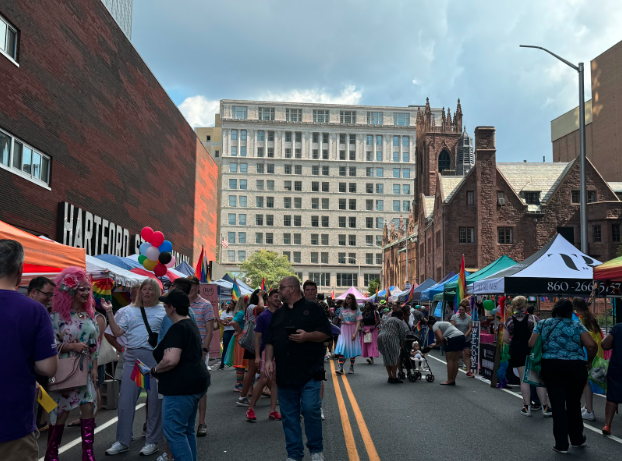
[52, 266, 95, 322]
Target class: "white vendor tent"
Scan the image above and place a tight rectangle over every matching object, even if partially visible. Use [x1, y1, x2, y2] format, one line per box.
[470, 234, 601, 296]
[86, 254, 149, 286]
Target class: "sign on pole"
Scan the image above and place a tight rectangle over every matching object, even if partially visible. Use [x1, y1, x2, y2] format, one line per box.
[470, 321, 480, 375]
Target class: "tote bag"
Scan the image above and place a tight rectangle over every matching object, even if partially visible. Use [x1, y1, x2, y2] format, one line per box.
[238, 307, 258, 352]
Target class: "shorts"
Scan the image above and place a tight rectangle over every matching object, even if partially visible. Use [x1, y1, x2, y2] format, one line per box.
[243, 349, 256, 360]
[0, 431, 38, 461]
[260, 350, 276, 374]
[445, 335, 466, 353]
[463, 341, 472, 350]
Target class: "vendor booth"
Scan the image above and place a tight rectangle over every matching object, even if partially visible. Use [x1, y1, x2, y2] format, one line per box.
[336, 287, 370, 302]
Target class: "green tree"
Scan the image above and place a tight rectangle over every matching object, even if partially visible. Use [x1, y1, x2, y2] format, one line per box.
[239, 250, 296, 289]
[367, 278, 381, 296]
[617, 243, 622, 258]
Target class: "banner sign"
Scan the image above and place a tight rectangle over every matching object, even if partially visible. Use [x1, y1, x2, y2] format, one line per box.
[480, 343, 496, 381]
[470, 321, 480, 374]
[199, 284, 221, 356]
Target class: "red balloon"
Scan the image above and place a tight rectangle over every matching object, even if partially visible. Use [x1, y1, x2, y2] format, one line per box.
[150, 231, 165, 247]
[154, 263, 167, 277]
[141, 227, 154, 241]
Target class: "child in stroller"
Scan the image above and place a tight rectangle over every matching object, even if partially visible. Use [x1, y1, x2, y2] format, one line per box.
[397, 332, 420, 382]
[408, 336, 436, 382]
[410, 341, 425, 371]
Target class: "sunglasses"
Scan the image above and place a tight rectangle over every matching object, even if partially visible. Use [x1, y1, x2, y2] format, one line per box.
[36, 289, 54, 298]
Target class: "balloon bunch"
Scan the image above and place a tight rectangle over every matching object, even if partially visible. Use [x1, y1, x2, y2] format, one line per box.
[138, 227, 176, 277]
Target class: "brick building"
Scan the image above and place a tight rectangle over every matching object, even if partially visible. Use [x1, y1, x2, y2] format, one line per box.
[551, 39, 622, 182]
[383, 124, 622, 287]
[0, 0, 218, 263]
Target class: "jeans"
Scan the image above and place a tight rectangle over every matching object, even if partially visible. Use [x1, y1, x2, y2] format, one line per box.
[220, 330, 234, 366]
[541, 359, 587, 450]
[278, 379, 323, 460]
[162, 392, 205, 461]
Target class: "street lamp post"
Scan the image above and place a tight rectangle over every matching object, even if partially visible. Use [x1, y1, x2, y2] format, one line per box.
[520, 45, 588, 253]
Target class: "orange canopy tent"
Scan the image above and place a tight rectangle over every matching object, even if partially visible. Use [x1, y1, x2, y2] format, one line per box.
[0, 219, 86, 284]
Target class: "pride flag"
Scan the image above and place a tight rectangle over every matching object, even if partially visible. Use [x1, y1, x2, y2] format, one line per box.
[415, 321, 421, 333]
[130, 359, 150, 390]
[260, 278, 265, 291]
[404, 284, 415, 305]
[231, 278, 241, 302]
[331, 289, 335, 300]
[454, 254, 467, 313]
[195, 246, 209, 283]
[385, 287, 390, 303]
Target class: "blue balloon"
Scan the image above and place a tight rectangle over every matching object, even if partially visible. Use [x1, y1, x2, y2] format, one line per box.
[158, 240, 173, 253]
[139, 242, 151, 256]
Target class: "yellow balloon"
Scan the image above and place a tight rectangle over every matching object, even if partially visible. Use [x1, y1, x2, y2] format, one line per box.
[143, 259, 157, 271]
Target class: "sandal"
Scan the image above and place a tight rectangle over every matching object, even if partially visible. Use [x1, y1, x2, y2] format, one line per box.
[67, 419, 81, 427]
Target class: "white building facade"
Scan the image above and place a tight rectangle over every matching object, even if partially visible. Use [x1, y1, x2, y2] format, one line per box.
[219, 99, 441, 292]
[101, 0, 133, 39]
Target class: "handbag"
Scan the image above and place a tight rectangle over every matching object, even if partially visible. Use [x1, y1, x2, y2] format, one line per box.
[589, 356, 609, 391]
[238, 307, 258, 352]
[139, 306, 159, 348]
[522, 319, 562, 387]
[97, 336, 119, 366]
[363, 331, 373, 343]
[48, 346, 89, 392]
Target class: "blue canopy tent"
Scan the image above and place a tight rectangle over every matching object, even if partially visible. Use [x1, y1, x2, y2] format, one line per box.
[174, 260, 195, 276]
[401, 278, 437, 302]
[420, 271, 468, 302]
[95, 254, 141, 271]
[369, 286, 397, 302]
[221, 273, 254, 293]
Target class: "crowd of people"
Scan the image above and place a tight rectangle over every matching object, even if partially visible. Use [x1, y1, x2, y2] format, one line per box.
[2, 235, 622, 459]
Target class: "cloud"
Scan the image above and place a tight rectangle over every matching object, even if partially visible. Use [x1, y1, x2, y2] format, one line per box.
[178, 86, 363, 128]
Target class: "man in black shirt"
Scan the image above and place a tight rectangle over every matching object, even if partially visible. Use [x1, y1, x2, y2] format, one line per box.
[264, 276, 332, 461]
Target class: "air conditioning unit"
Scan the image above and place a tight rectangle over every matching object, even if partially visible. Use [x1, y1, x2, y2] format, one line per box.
[498, 197, 506, 206]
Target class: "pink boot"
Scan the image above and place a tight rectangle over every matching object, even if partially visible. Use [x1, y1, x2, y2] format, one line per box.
[44, 424, 65, 461]
[80, 418, 96, 461]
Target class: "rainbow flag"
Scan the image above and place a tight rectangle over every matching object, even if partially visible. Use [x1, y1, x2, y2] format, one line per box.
[195, 246, 209, 283]
[260, 278, 265, 290]
[130, 359, 150, 390]
[415, 321, 421, 333]
[231, 278, 241, 302]
[404, 284, 415, 305]
[385, 287, 390, 303]
[454, 254, 467, 313]
[92, 278, 114, 300]
[331, 289, 335, 299]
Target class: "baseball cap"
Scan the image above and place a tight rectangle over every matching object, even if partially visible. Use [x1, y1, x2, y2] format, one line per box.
[159, 289, 190, 309]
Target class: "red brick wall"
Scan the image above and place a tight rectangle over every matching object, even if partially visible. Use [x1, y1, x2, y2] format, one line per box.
[0, 0, 217, 262]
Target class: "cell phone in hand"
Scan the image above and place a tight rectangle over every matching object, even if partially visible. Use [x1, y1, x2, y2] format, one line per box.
[286, 326, 297, 336]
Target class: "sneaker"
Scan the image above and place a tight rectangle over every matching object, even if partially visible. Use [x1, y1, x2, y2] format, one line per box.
[321, 407, 325, 421]
[139, 443, 159, 456]
[543, 405, 553, 417]
[531, 403, 542, 411]
[246, 409, 256, 421]
[197, 424, 207, 437]
[106, 442, 130, 456]
[582, 410, 595, 421]
[521, 405, 531, 417]
[335, 366, 344, 375]
[207, 365, 212, 371]
[234, 385, 242, 393]
[571, 436, 587, 448]
[236, 397, 250, 407]
[348, 365, 354, 374]
[269, 411, 281, 421]
[465, 372, 475, 378]
[311, 453, 325, 461]
[156, 454, 171, 461]
[552, 446, 568, 454]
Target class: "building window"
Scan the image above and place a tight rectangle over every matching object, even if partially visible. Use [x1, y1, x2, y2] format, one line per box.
[257, 131, 265, 141]
[256, 215, 264, 226]
[257, 147, 264, 158]
[286, 108, 302, 122]
[311, 216, 319, 227]
[313, 110, 329, 123]
[312, 166, 319, 176]
[376, 217, 384, 229]
[240, 130, 247, 141]
[228, 213, 236, 225]
[258, 107, 275, 121]
[438, 150, 450, 172]
[265, 233, 274, 245]
[256, 163, 265, 174]
[313, 150, 320, 160]
[231, 106, 247, 120]
[294, 165, 302, 175]
[230, 146, 237, 156]
[376, 254, 382, 265]
[228, 250, 236, 262]
[294, 215, 302, 226]
[613, 224, 621, 242]
[339, 183, 346, 193]
[588, 191, 597, 203]
[0, 130, 52, 186]
[363, 274, 379, 286]
[366, 253, 373, 265]
[403, 184, 411, 195]
[393, 200, 400, 212]
[267, 147, 274, 158]
[403, 152, 410, 162]
[312, 181, 319, 192]
[266, 215, 274, 226]
[339, 199, 346, 210]
[366, 217, 373, 228]
[337, 273, 358, 287]
[310, 272, 330, 286]
[322, 234, 329, 246]
[255, 233, 263, 244]
[227, 232, 236, 244]
[367, 183, 375, 194]
[0, 16, 18, 62]
[366, 167, 373, 177]
[295, 148, 302, 158]
[239, 179, 247, 190]
[322, 216, 329, 227]
[239, 214, 246, 225]
[238, 250, 246, 262]
[283, 215, 290, 226]
[393, 168, 400, 178]
[571, 190, 580, 204]
[293, 181, 302, 192]
[349, 166, 356, 177]
[393, 113, 410, 126]
[256, 197, 264, 208]
[523, 191, 540, 205]
[338, 253, 346, 264]
[376, 168, 383, 178]
[348, 199, 356, 210]
[229, 179, 237, 189]
[340, 111, 356, 124]
[460, 191, 473, 207]
[293, 252, 301, 263]
[403, 201, 410, 212]
[322, 150, 329, 160]
[283, 233, 291, 245]
[267, 164, 274, 174]
[321, 198, 329, 210]
[239, 196, 247, 207]
[367, 112, 383, 125]
[322, 182, 330, 192]
[296, 132, 302, 143]
[294, 198, 302, 208]
[376, 135, 383, 146]
[238, 232, 246, 244]
[323, 133, 329, 144]
[283, 251, 291, 261]
[348, 235, 356, 246]
[366, 135, 373, 145]
[215, 150, 219, 157]
[349, 183, 357, 193]
[459, 227, 475, 243]
[239, 163, 248, 173]
[266, 197, 274, 208]
[284, 181, 292, 191]
[322, 166, 330, 176]
[339, 166, 346, 177]
[349, 217, 356, 228]
[268, 131, 275, 142]
[311, 234, 319, 245]
[311, 252, 319, 264]
[498, 227, 513, 244]
[593, 225, 602, 243]
[393, 152, 399, 163]
[402, 136, 409, 147]
[366, 200, 373, 211]
[376, 184, 384, 194]
[284, 197, 292, 209]
[231, 130, 238, 141]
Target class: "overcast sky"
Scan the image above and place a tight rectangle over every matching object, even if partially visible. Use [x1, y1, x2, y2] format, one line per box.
[132, 0, 622, 163]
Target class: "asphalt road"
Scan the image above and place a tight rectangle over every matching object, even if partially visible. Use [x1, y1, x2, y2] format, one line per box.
[36, 352, 622, 461]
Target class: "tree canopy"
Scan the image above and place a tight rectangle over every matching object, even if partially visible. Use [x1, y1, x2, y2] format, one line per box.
[367, 278, 381, 296]
[239, 250, 296, 289]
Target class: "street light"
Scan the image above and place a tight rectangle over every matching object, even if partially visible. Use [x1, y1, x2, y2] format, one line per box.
[520, 45, 588, 253]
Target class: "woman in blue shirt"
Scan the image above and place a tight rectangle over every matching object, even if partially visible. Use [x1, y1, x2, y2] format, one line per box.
[529, 299, 597, 453]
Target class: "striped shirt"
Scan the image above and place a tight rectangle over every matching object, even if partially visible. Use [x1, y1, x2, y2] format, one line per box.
[191, 296, 215, 340]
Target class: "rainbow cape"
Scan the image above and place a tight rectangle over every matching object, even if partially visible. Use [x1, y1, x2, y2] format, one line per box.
[454, 254, 467, 313]
[130, 359, 151, 390]
[231, 278, 241, 302]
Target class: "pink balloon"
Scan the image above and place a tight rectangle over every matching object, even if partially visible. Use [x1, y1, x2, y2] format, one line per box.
[141, 227, 154, 241]
[165, 256, 176, 268]
[154, 263, 167, 277]
[150, 231, 165, 247]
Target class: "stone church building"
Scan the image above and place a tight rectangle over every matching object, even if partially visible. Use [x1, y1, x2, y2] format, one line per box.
[383, 99, 622, 288]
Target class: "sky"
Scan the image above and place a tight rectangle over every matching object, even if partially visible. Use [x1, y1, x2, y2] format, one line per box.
[132, 0, 622, 163]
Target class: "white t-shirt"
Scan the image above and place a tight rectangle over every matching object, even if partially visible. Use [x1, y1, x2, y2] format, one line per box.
[220, 310, 235, 331]
[116, 304, 166, 350]
[104, 306, 129, 348]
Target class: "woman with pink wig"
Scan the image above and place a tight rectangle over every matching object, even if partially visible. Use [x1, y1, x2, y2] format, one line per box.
[44, 267, 99, 461]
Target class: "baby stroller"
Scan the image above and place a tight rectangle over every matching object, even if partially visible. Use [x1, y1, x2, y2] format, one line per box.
[407, 332, 435, 383]
[397, 332, 420, 383]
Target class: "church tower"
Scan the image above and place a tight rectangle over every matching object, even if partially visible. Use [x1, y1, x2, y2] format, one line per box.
[456, 127, 474, 176]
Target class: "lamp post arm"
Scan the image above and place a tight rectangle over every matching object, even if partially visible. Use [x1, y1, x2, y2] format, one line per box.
[519, 45, 579, 71]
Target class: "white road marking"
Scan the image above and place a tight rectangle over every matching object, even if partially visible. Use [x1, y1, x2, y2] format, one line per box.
[38, 403, 146, 461]
[426, 354, 622, 444]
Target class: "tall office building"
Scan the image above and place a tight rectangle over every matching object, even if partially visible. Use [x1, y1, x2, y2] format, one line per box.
[101, 0, 133, 39]
[218, 100, 442, 291]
